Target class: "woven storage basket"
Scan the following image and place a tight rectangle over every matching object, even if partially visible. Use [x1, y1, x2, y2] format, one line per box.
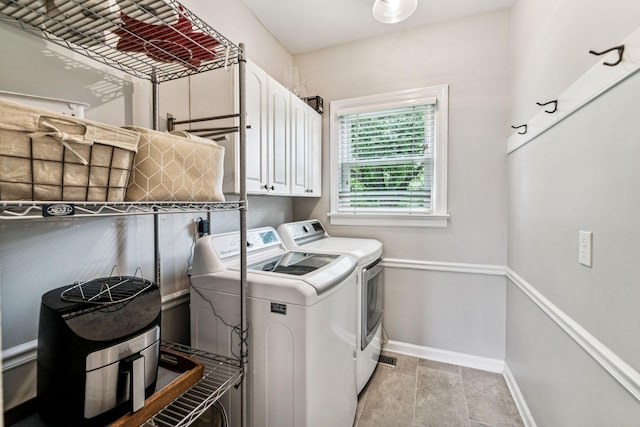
[124, 127, 225, 202]
[0, 98, 139, 202]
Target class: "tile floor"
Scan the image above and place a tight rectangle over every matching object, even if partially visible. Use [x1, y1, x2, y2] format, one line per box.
[354, 351, 524, 427]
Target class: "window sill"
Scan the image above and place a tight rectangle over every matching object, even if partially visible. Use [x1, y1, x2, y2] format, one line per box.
[327, 212, 450, 228]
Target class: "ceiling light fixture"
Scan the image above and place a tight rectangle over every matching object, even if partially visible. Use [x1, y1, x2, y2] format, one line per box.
[372, 0, 418, 24]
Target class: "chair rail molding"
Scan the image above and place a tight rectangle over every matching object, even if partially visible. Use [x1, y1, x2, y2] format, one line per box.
[382, 258, 505, 276]
[506, 267, 640, 402]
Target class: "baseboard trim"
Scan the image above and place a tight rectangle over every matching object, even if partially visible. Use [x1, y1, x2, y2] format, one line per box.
[1, 289, 191, 372]
[382, 258, 506, 276]
[1, 340, 37, 371]
[506, 267, 640, 402]
[503, 364, 537, 427]
[383, 340, 505, 373]
[384, 340, 537, 426]
[161, 288, 190, 311]
[3, 396, 38, 426]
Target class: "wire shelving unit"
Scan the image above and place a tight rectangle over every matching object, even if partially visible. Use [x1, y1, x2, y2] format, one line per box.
[0, 0, 249, 425]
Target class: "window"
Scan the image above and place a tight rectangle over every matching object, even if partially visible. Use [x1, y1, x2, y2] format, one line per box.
[329, 85, 449, 227]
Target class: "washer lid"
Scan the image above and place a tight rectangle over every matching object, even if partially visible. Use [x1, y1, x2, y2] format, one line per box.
[248, 252, 356, 295]
[249, 252, 339, 276]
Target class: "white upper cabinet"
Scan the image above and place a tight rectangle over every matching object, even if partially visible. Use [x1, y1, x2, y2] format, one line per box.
[291, 95, 321, 197]
[291, 95, 307, 195]
[306, 107, 322, 196]
[265, 77, 291, 195]
[217, 60, 267, 194]
[243, 61, 269, 194]
[217, 60, 320, 196]
[242, 62, 269, 194]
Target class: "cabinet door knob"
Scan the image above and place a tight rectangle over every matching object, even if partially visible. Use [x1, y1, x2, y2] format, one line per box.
[270, 185, 275, 191]
[262, 184, 269, 190]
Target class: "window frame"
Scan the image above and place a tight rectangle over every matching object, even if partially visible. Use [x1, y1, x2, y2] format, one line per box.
[329, 85, 449, 228]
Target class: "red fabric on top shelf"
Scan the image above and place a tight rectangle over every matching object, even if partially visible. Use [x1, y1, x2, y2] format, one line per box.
[114, 7, 220, 69]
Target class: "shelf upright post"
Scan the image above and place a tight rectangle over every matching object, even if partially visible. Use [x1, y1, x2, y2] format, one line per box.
[151, 68, 161, 287]
[238, 42, 248, 427]
[152, 68, 160, 130]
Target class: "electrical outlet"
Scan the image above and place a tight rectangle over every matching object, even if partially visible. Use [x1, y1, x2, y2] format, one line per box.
[579, 231, 593, 267]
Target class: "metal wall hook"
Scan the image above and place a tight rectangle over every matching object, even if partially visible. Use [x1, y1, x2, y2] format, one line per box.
[511, 124, 528, 135]
[536, 100, 558, 114]
[589, 45, 625, 66]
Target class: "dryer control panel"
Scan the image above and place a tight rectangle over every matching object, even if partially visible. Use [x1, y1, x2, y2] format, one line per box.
[279, 220, 327, 247]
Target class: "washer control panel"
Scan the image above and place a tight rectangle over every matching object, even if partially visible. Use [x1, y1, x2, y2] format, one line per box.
[211, 227, 282, 258]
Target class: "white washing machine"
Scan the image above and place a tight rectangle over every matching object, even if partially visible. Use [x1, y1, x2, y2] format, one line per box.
[277, 220, 383, 394]
[190, 227, 358, 427]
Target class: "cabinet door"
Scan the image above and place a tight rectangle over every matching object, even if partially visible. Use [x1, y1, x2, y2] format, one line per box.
[306, 109, 322, 196]
[290, 95, 308, 196]
[291, 97, 322, 197]
[244, 62, 268, 194]
[266, 77, 290, 195]
[227, 61, 267, 194]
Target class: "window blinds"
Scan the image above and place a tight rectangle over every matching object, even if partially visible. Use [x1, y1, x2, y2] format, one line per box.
[337, 103, 435, 213]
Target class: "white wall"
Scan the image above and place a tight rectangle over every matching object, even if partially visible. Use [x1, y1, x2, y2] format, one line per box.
[509, 0, 640, 125]
[507, 0, 640, 424]
[180, 0, 292, 81]
[0, 23, 150, 127]
[0, 0, 293, 410]
[292, 9, 510, 360]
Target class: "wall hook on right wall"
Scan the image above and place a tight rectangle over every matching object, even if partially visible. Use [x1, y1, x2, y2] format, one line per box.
[536, 100, 558, 113]
[589, 45, 625, 66]
[511, 124, 528, 135]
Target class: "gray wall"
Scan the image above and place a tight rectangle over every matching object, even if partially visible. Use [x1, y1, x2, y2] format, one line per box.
[507, 0, 640, 423]
[0, 0, 294, 410]
[292, 9, 510, 360]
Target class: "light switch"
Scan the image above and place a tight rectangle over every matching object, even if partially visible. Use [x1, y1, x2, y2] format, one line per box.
[579, 231, 592, 267]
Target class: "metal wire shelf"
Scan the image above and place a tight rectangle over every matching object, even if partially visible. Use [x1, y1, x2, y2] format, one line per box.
[144, 341, 243, 427]
[0, 200, 245, 220]
[0, 0, 242, 82]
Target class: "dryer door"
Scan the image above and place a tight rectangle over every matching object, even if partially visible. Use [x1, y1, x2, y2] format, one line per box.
[361, 258, 383, 350]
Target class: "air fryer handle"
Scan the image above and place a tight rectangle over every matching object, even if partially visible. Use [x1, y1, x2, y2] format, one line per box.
[122, 354, 146, 413]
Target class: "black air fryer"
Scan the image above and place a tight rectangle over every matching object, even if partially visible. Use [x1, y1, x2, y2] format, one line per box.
[37, 276, 161, 426]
